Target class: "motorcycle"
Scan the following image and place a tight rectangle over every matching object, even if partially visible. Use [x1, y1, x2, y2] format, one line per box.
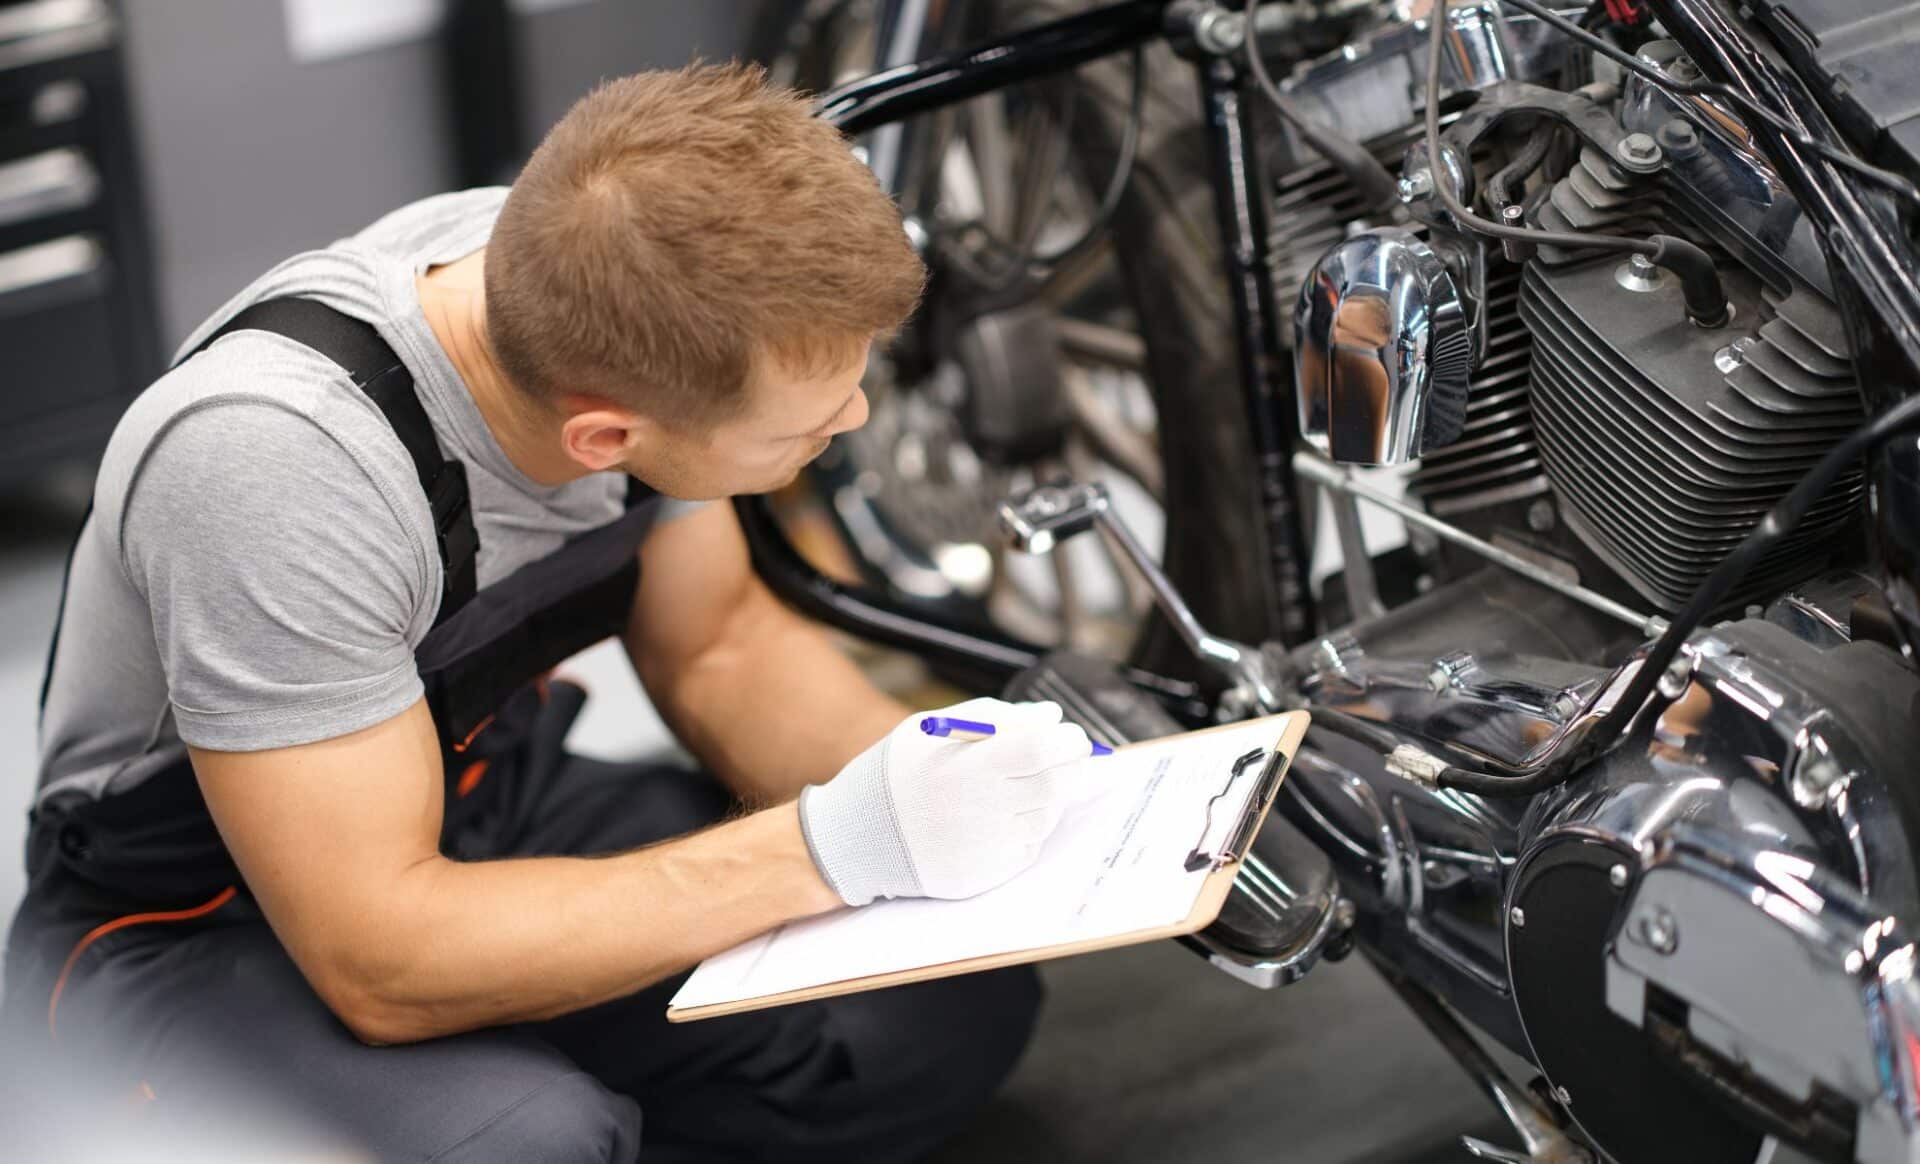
[741, 1, 1920, 1160]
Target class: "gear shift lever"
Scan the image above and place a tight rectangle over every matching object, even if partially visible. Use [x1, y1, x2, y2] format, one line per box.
[998, 481, 1281, 712]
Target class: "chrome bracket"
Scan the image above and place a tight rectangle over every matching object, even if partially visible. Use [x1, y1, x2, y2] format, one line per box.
[1000, 480, 1283, 711]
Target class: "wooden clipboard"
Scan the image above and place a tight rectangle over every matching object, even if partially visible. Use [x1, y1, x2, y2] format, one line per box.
[666, 710, 1310, 1023]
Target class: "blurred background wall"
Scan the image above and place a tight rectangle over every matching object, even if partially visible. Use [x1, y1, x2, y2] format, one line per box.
[121, 0, 755, 347]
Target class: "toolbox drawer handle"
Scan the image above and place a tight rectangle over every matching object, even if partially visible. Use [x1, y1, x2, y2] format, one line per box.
[0, 147, 99, 226]
[0, 233, 102, 309]
[0, 0, 113, 72]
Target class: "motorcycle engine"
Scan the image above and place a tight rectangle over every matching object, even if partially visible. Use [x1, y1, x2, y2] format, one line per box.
[1276, 17, 1870, 617]
[1516, 67, 1866, 612]
[1269, 7, 1920, 1161]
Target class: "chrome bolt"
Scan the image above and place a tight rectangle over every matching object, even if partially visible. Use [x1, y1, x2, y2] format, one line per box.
[1192, 6, 1246, 55]
[1427, 650, 1476, 694]
[1656, 118, 1700, 157]
[1501, 203, 1525, 223]
[1617, 253, 1665, 293]
[1608, 863, 1629, 890]
[1551, 1085, 1574, 1108]
[1640, 907, 1680, 955]
[1656, 656, 1693, 700]
[1509, 906, 1526, 929]
[1616, 133, 1663, 167]
[1713, 337, 1754, 375]
[1398, 168, 1435, 202]
[1526, 499, 1556, 532]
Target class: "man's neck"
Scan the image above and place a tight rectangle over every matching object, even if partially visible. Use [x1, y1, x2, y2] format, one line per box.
[416, 250, 582, 488]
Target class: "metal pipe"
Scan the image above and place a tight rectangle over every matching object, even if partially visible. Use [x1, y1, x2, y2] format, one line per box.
[734, 495, 1041, 675]
[1197, 54, 1319, 646]
[732, 496, 1208, 714]
[1094, 506, 1250, 675]
[816, 1, 1167, 137]
[1292, 454, 1665, 636]
[1369, 952, 1588, 1162]
[1327, 491, 1387, 621]
[861, 0, 942, 200]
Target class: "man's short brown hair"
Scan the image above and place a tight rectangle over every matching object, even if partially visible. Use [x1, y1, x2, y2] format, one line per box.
[487, 62, 925, 422]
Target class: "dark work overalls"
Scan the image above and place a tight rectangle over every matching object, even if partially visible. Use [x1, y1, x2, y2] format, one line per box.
[1, 300, 1038, 1163]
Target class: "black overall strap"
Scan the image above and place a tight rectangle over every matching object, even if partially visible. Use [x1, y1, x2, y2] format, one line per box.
[192, 298, 480, 623]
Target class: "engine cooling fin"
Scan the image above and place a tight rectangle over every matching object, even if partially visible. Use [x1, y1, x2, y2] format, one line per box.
[1412, 263, 1547, 514]
[1520, 262, 1864, 611]
[1520, 140, 1866, 612]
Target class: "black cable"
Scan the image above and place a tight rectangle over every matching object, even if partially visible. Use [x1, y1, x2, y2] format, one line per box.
[1502, 0, 1920, 212]
[1434, 392, 1920, 796]
[957, 43, 1146, 294]
[1243, 0, 1402, 213]
[1027, 43, 1146, 269]
[1423, 0, 1730, 324]
[1483, 122, 1554, 211]
[1305, 707, 1409, 756]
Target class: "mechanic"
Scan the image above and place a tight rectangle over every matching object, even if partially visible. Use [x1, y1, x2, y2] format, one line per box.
[2, 63, 1094, 1162]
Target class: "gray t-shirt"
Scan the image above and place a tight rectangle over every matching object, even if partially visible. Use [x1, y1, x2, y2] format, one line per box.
[36, 188, 674, 808]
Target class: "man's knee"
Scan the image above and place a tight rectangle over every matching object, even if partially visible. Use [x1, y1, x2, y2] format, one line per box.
[427, 1069, 642, 1164]
[28, 921, 643, 1164]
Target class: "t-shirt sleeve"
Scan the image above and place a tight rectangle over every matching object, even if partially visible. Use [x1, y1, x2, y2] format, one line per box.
[121, 400, 432, 752]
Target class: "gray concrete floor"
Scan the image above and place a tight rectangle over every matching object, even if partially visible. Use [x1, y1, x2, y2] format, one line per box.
[0, 469, 1496, 1162]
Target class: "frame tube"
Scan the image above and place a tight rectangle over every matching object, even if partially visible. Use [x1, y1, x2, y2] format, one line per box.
[1195, 54, 1319, 646]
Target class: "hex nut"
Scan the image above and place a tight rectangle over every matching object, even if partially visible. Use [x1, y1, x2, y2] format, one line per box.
[1616, 133, 1663, 167]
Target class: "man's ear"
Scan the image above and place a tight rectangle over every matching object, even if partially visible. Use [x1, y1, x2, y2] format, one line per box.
[558, 402, 652, 472]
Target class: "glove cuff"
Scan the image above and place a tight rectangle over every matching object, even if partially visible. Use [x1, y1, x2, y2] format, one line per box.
[797, 761, 921, 907]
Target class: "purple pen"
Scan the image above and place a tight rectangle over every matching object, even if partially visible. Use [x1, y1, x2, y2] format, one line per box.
[918, 715, 1113, 756]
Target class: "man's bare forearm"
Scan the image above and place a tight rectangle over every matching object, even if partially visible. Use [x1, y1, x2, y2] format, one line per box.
[330, 800, 840, 1043]
[637, 588, 907, 806]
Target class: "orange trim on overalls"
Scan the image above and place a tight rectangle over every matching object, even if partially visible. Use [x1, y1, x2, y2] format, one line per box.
[450, 714, 495, 754]
[47, 885, 237, 1042]
[455, 759, 489, 798]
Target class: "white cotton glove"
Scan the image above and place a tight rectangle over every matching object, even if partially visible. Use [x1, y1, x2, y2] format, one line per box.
[798, 698, 1094, 906]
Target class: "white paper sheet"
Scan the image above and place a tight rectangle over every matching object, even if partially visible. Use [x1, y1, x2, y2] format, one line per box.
[669, 717, 1290, 1013]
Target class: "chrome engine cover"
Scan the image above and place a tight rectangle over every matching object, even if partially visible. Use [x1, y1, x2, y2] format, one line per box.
[1520, 616, 1920, 1161]
[1294, 228, 1473, 464]
[1285, 567, 1920, 1161]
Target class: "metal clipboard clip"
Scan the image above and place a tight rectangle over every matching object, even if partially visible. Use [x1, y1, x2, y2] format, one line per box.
[1182, 745, 1285, 873]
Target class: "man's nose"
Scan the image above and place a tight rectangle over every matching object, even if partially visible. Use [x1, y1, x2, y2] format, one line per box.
[828, 388, 870, 436]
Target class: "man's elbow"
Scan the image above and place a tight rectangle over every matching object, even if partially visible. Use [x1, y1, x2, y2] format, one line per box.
[310, 963, 440, 1046]
[335, 1001, 417, 1047]
[298, 911, 450, 1044]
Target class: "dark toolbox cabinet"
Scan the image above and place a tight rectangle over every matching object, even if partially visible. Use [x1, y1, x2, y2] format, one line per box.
[0, 0, 158, 485]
